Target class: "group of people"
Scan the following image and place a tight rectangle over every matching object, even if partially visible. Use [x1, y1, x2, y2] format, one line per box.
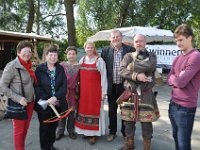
[0, 23, 199, 150]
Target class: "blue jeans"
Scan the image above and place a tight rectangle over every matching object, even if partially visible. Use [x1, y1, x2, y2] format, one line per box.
[168, 101, 196, 150]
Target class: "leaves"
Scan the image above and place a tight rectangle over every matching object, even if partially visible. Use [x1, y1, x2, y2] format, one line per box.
[0, 0, 200, 48]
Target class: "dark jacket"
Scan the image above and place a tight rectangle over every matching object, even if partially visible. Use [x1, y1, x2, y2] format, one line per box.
[101, 43, 134, 95]
[34, 62, 67, 119]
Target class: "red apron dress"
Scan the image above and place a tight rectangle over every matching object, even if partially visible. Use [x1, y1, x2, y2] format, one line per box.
[75, 56, 101, 131]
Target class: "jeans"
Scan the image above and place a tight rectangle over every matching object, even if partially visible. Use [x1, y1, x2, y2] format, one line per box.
[168, 101, 196, 150]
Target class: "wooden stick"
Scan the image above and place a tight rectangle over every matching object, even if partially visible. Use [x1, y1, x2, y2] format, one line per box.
[49, 104, 61, 118]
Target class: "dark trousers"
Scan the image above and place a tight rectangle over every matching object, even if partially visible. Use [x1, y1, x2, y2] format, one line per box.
[168, 101, 196, 150]
[56, 111, 75, 135]
[124, 121, 153, 139]
[108, 83, 125, 136]
[38, 113, 58, 150]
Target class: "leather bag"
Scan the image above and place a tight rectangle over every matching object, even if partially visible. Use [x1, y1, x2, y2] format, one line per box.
[4, 68, 27, 120]
[116, 89, 132, 104]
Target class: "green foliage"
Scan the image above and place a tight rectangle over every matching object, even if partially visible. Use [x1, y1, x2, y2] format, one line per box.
[76, 0, 200, 48]
[0, 0, 28, 31]
[36, 39, 68, 62]
[0, 0, 66, 39]
[1, 0, 200, 48]
[55, 39, 68, 61]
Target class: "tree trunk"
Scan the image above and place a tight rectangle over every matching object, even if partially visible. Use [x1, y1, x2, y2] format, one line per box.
[36, 0, 40, 35]
[26, 0, 35, 33]
[117, 0, 132, 27]
[64, 0, 76, 46]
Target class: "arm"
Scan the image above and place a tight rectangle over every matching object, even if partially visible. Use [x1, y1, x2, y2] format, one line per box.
[0, 63, 23, 103]
[54, 69, 67, 100]
[35, 67, 50, 101]
[97, 58, 108, 97]
[119, 53, 138, 81]
[167, 58, 176, 86]
[101, 48, 106, 62]
[168, 53, 200, 88]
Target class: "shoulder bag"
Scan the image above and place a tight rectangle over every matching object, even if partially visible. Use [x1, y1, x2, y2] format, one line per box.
[4, 68, 28, 120]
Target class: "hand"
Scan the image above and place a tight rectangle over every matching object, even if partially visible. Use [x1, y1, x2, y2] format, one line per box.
[19, 97, 28, 106]
[47, 96, 57, 106]
[136, 73, 148, 82]
[127, 63, 134, 71]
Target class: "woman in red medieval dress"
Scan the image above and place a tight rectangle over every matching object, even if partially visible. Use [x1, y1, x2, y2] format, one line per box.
[75, 41, 108, 145]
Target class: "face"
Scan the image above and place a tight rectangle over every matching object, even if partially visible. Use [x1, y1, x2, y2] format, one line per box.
[85, 43, 95, 56]
[17, 47, 32, 62]
[67, 50, 77, 62]
[45, 52, 58, 65]
[175, 35, 192, 52]
[110, 31, 123, 47]
[133, 34, 146, 51]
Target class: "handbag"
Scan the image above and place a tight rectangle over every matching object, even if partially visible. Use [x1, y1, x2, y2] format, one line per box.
[116, 89, 132, 104]
[4, 68, 28, 120]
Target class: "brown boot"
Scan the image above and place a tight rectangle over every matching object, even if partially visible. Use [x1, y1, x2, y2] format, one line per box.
[88, 136, 97, 145]
[143, 138, 151, 150]
[119, 137, 135, 150]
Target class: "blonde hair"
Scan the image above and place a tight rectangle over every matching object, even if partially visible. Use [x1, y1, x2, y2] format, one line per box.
[84, 41, 99, 56]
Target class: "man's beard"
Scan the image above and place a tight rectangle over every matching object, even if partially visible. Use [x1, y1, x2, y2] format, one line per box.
[112, 41, 122, 48]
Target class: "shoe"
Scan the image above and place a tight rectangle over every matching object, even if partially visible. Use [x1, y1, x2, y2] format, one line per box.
[88, 136, 97, 145]
[119, 137, 135, 150]
[69, 132, 77, 139]
[107, 134, 116, 142]
[55, 133, 64, 141]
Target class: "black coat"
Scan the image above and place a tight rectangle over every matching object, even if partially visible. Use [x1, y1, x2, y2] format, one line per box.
[34, 62, 67, 119]
[101, 43, 135, 95]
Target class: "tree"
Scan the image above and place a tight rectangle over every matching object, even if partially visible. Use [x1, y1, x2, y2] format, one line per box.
[26, 0, 35, 33]
[1, 0, 200, 47]
[116, 0, 133, 27]
[64, 0, 76, 46]
[0, 0, 28, 31]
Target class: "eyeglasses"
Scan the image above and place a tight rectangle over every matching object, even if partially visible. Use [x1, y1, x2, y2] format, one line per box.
[21, 51, 32, 54]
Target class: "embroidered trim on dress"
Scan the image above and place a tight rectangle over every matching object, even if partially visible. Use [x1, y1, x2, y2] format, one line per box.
[76, 113, 99, 127]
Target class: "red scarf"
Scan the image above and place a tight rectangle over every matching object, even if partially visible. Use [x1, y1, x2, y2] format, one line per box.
[18, 57, 37, 84]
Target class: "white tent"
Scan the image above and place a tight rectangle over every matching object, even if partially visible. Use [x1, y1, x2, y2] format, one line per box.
[87, 26, 174, 43]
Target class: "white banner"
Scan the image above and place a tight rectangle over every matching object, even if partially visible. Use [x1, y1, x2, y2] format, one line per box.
[146, 45, 181, 68]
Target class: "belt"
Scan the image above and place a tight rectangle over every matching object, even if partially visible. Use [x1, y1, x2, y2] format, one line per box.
[170, 100, 196, 112]
[170, 101, 183, 108]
